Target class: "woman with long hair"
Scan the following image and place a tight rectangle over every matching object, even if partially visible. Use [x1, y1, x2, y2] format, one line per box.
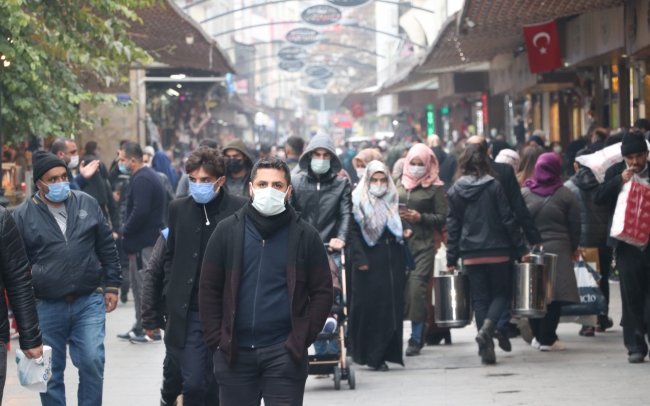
[395, 144, 447, 356]
[516, 145, 545, 186]
[349, 160, 409, 371]
[522, 153, 581, 351]
[446, 143, 526, 364]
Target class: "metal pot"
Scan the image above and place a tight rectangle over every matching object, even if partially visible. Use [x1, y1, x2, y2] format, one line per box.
[433, 273, 472, 328]
[529, 247, 558, 303]
[512, 263, 547, 318]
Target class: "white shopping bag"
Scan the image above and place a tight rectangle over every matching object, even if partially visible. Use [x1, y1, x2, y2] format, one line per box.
[16, 345, 52, 393]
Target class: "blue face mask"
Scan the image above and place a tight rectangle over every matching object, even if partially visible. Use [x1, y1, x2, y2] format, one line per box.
[189, 181, 219, 204]
[310, 158, 331, 174]
[42, 181, 70, 203]
[118, 164, 131, 175]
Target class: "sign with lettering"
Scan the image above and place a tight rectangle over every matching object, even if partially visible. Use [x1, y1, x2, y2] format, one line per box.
[305, 64, 333, 78]
[286, 27, 320, 46]
[301, 5, 343, 26]
[278, 46, 306, 60]
[279, 60, 305, 72]
[326, 0, 372, 7]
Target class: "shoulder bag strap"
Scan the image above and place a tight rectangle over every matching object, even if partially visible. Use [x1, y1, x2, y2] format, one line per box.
[531, 194, 552, 221]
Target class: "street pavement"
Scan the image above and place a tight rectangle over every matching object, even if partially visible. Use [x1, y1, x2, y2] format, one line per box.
[3, 282, 647, 405]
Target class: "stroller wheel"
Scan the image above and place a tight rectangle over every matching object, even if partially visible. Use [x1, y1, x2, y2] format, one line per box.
[333, 366, 341, 390]
[348, 368, 356, 390]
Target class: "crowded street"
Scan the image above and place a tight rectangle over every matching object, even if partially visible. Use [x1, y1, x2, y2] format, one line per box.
[4, 0, 650, 405]
[2, 288, 647, 405]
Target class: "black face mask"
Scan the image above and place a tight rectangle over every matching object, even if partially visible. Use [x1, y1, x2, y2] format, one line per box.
[227, 159, 244, 173]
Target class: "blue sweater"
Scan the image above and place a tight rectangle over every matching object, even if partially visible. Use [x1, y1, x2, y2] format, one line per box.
[122, 166, 166, 254]
[235, 218, 292, 349]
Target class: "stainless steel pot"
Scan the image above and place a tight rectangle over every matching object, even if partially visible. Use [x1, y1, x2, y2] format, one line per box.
[512, 263, 547, 318]
[529, 246, 558, 302]
[433, 273, 472, 328]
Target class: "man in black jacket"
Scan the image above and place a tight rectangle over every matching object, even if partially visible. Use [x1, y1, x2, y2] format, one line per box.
[467, 136, 542, 346]
[50, 138, 99, 191]
[117, 142, 167, 342]
[0, 206, 43, 401]
[142, 147, 247, 405]
[13, 150, 121, 405]
[223, 139, 253, 198]
[565, 149, 614, 335]
[594, 131, 650, 363]
[200, 157, 332, 405]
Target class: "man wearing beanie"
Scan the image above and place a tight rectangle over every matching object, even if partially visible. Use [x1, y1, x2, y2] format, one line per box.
[13, 150, 122, 404]
[594, 131, 650, 363]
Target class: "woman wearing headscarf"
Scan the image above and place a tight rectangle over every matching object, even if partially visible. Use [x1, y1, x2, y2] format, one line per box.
[495, 149, 521, 172]
[522, 153, 581, 351]
[349, 161, 409, 371]
[395, 144, 447, 356]
[153, 151, 179, 190]
[446, 143, 526, 365]
[350, 148, 384, 188]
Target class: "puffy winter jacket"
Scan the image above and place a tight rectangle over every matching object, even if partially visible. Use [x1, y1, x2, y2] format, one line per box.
[13, 191, 122, 300]
[446, 176, 526, 267]
[290, 134, 352, 244]
[0, 207, 42, 349]
[564, 168, 610, 248]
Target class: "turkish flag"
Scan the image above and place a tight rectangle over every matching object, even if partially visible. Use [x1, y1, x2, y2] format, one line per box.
[351, 102, 364, 118]
[523, 20, 562, 74]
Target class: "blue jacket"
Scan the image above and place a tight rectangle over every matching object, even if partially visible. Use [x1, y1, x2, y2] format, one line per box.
[122, 166, 166, 254]
[13, 190, 122, 300]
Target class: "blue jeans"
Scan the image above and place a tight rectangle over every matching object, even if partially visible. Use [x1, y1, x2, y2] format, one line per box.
[315, 252, 341, 356]
[37, 293, 106, 406]
[411, 322, 424, 343]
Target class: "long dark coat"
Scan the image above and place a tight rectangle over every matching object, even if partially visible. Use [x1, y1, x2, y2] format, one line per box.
[349, 224, 406, 368]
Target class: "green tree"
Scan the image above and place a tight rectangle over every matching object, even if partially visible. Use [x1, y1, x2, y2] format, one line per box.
[0, 0, 156, 144]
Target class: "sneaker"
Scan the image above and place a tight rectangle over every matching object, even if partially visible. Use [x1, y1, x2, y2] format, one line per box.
[579, 326, 595, 337]
[516, 318, 533, 344]
[129, 331, 162, 344]
[539, 340, 566, 352]
[628, 352, 645, 364]
[531, 338, 542, 350]
[405, 338, 421, 356]
[117, 329, 140, 341]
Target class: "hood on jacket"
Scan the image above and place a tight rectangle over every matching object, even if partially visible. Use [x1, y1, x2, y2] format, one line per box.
[571, 167, 599, 190]
[298, 134, 342, 173]
[453, 175, 494, 201]
[223, 139, 253, 164]
[432, 146, 447, 165]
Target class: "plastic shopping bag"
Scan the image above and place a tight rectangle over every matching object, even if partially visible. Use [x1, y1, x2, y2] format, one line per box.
[575, 140, 650, 183]
[16, 345, 52, 393]
[561, 261, 607, 317]
[610, 175, 650, 248]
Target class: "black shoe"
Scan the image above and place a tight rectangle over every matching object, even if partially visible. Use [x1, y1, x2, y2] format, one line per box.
[494, 330, 512, 352]
[476, 320, 496, 365]
[596, 316, 614, 332]
[628, 352, 645, 364]
[579, 326, 595, 337]
[375, 362, 389, 372]
[405, 339, 421, 356]
[161, 398, 178, 406]
[426, 331, 452, 346]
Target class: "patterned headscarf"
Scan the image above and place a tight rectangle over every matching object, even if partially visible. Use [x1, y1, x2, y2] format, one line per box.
[401, 143, 444, 191]
[352, 160, 403, 246]
[353, 148, 383, 168]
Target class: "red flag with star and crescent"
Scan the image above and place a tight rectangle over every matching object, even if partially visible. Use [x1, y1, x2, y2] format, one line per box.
[523, 20, 562, 74]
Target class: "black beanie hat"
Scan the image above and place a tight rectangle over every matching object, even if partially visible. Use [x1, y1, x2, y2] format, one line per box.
[621, 131, 648, 157]
[32, 150, 67, 184]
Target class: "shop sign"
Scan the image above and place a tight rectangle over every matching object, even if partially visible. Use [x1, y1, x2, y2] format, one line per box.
[286, 27, 320, 46]
[278, 46, 306, 60]
[279, 60, 305, 72]
[326, 0, 372, 8]
[301, 5, 342, 26]
[308, 79, 329, 90]
[305, 64, 332, 78]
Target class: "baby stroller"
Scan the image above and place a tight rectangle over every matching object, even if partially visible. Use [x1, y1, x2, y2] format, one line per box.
[308, 245, 356, 390]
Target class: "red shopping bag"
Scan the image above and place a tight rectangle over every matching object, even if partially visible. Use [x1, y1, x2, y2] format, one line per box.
[611, 176, 650, 247]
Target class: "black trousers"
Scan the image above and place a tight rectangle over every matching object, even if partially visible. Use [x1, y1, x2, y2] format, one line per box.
[168, 311, 219, 406]
[465, 261, 512, 330]
[617, 243, 650, 355]
[214, 342, 308, 406]
[161, 343, 183, 405]
[598, 246, 613, 311]
[530, 301, 563, 346]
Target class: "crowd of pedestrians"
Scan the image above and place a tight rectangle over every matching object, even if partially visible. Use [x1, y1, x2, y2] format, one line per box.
[1, 123, 650, 405]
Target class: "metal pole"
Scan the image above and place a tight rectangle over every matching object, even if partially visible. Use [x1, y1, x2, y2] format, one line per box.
[0, 64, 9, 207]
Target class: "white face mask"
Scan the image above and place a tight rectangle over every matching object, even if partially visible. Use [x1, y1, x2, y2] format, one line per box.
[68, 155, 79, 169]
[251, 185, 288, 216]
[310, 158, 331, 174]
[356, 167, 366, 179]
[369, 184, 388, 197]
[409, 165, 426, 179]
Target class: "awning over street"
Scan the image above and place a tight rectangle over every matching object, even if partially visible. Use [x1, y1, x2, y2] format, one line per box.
[129, 0, 236, 75]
